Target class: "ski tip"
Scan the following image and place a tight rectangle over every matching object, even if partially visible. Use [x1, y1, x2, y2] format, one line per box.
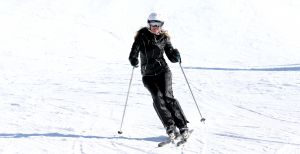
[158, 139, 172, 147]
[176, 140, 187, 147]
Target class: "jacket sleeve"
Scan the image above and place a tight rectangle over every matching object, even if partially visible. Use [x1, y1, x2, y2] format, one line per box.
[164, 37, 181, 63]
[129, 33, 141, 66]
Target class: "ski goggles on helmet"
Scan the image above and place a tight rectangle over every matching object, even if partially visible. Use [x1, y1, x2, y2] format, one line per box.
[148, 20, 164, 27]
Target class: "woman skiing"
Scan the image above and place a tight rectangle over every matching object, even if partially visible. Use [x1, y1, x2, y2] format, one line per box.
[129, 12, 189, 139]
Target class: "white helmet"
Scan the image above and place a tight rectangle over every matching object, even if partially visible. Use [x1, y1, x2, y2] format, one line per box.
[147, 12, 164, 25]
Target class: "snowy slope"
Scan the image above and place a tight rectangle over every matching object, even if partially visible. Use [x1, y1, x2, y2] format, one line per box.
[1, 0, 300, 153]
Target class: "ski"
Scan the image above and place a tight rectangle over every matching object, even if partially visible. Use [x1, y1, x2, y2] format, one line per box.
[158, 139, 174, 147]
[158, 131, 180, 147]
[176, 129, 194, 147]
[176, 139, 187, 146]
[158, 129, 193, 147]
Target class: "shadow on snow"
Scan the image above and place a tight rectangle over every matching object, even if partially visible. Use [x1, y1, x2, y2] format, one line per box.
[0, 133, 167, 143]
[184, 66, 300, 71]
[215, 133, 300, 146]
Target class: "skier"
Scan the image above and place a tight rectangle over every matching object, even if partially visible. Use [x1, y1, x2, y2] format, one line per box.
[129, 12, 189, 139]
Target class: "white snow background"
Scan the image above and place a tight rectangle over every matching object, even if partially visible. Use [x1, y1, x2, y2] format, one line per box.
[1, 0, 300, 153]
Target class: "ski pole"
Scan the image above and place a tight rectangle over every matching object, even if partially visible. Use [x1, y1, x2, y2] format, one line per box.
[179, 63, 206, 123]
[118, 67, 135, 134]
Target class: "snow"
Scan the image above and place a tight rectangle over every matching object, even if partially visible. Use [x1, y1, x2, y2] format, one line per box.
[1, 0, 300, 153]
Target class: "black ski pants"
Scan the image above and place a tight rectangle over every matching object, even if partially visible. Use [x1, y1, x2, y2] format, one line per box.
[142, 70, 188, 131]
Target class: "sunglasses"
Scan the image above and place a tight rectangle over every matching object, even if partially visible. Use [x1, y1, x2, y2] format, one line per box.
[149, 21, 164, 27]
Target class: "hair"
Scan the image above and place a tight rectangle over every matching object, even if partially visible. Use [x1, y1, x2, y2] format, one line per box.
[161, 29, 170, 39]
[134, 27, 170, 40]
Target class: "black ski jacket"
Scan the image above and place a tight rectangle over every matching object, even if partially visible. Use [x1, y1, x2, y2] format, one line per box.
[129, 27, 180, 76]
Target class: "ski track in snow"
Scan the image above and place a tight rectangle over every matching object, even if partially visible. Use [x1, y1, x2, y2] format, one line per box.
[1, 54, 299, 154]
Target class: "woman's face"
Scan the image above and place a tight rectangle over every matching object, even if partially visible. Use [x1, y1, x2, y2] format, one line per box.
[149, 21, 163, 35]
[150, 26, 161, 35]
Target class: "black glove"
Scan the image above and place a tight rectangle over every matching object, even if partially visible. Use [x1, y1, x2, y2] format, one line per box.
[130, 59, 139, 68]
[173, 49, 181, 63]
